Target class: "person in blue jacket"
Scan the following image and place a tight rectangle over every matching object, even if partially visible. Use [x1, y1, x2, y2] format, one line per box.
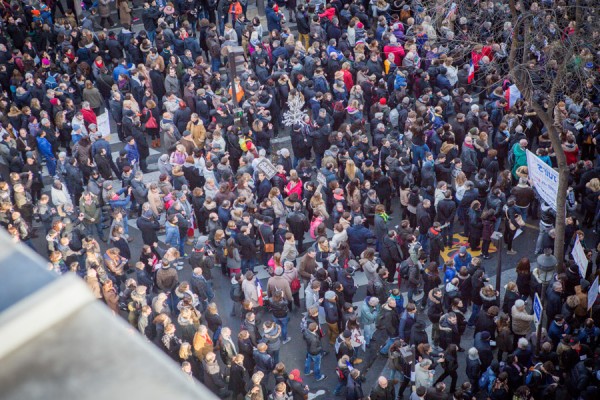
[453, 246, 472, 270]
[265, 2, 281, 32]
[124, 136, 140, 166]
[36, 130, 56, 176]
[347, 216, 376, 256]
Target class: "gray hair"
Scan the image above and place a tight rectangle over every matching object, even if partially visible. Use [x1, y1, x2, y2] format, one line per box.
[468, 347, 479, 360]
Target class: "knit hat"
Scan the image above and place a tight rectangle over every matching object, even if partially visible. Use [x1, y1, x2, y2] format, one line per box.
[324, 290, 336, 300]
[194, 236, 209, 250]
[481, 331, 491, 340]
[515, 299, 525, 308]
[274, 266, 284, 276]
[459, 246, 467, 254]
[142, 210, 153, 218]
[342, 330, 352, 338]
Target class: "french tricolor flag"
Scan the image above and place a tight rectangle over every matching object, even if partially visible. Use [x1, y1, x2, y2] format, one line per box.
[467, 61, 475, 84]
[504, 84, 522, 109]
[256, 279, 264, 306]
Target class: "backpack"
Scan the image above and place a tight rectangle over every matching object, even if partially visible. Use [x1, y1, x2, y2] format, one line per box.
[524, 363, 543, 386]
[478, 367, 496, 394]
[45, 73, 58, 89]
[300, 314, 310, 333]
[230, 283, 244, 302]
[399, 258, 414, 279]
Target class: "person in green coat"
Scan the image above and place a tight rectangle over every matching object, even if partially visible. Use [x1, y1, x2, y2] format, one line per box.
[511, 139, 528, 179]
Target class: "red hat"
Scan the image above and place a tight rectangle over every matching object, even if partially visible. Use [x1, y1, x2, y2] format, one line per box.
[50, 98, 59, 106]
[357, 22, 364, 29]
[379, 98, 387, 105]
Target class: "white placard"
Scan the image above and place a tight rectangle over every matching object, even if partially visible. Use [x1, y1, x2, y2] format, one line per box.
[571, 235, 588, 278]
[588, 276, 599, 310]
[97, 112, 111, 137]
[526, 150, 559, 211]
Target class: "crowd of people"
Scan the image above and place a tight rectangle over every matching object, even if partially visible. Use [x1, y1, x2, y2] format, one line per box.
[1, 0, 600, 399]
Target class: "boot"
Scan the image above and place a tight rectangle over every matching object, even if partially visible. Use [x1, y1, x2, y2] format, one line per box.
[152, 139, 159, 148]
[156, 138, 161, 148]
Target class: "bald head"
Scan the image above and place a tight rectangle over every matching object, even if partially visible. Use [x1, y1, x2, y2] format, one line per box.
[378, 377, 388, 387]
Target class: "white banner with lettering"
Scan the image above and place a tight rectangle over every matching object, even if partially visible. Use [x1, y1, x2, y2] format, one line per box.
[526, 150, 559, 211]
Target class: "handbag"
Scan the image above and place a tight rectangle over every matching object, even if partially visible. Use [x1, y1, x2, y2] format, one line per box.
[290, 277, 301, 292]
[144, 109, 158, 129]
[259, 225, 274, 253]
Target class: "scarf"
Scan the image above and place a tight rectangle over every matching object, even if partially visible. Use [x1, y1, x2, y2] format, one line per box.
[463, 142, 475, 150]
[378, 212, 389, 222]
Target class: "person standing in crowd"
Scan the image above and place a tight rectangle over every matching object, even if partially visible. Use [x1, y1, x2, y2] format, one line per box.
[2, 2, 600, 398]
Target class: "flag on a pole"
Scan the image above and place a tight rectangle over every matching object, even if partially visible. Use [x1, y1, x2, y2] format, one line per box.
[445, 3, 457, 19]
[467, 61, 475, 84]
[504, 84, 522, 109]
[256, 279, 264, 306]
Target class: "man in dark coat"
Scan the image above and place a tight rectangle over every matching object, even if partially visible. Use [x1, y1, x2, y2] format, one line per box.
[137, 209, 160, 246]
[380, 230, 402, 283]
[131, 119, 150, 173]
[369, 377, 396, 400]
[286, 203, 309, 252]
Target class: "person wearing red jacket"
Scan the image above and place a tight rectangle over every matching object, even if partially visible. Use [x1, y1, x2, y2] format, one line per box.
[383, 36, 405, 65]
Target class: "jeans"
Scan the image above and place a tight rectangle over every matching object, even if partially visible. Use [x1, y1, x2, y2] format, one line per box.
[467, 303, 480, 325]
[315, 152, 324, 168]
[147, 29, 156, 43]
[407, 286, 418, 303]
[363, 323, 375, 346]
[418, 233, 429, 254]
[379, 336, 397, 355]
[270, 349, 280, 364]
[515, 206, 528, 222]
[46, 157, 57, 177]
[304, 353, 323, 379]
[333, 381, 345, 395]
[218, 13, 227, 35]
[442, 224, 453, 246]
[412, 144, 430, 166]
[274, 316, 290, 341]
[84, 222, 104, 238]
[211, 56, 221, 73]
[241, 258, 256, 273]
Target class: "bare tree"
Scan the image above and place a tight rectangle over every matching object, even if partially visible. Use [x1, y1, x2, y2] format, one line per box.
[506, 0, 596, 270]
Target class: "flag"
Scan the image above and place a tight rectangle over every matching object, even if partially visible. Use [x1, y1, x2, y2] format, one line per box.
[445, 3, 457, 19]
[504, 84, 522, 109]
[467, 61, 475, 84]
[256, 279, 264, 306]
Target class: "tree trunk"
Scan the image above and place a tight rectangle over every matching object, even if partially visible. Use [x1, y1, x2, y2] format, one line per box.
[530, 104, 568, 272]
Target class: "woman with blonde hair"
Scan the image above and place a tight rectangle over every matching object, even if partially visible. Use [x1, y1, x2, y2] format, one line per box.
[344, 159, 364, 183]
[268, 187, 286, 224]
[229, 353, 247, 399]
[309, 189, 329, 220]
[192, 324, 214, 360]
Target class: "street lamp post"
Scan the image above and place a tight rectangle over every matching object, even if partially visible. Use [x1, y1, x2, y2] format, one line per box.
[491, 231, 503, 294]
[535, 249, 557, 354]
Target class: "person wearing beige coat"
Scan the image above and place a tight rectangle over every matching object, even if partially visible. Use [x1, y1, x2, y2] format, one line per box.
[186, 115, 207, 148]
[511, 300, 535, 336]
[118, 0, 132, 26]
[147, 184, 164, 216]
